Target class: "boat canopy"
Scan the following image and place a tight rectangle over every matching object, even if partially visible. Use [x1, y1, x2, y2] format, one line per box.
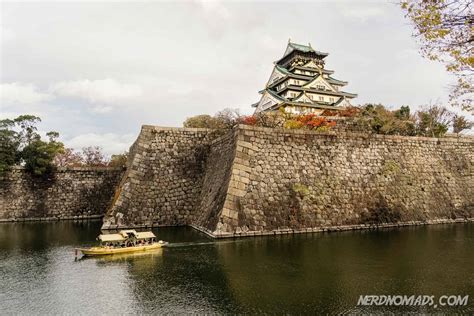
[98, 230, 156, 242]
[98, 234, 126, 242]
[136, 232, 156, 239]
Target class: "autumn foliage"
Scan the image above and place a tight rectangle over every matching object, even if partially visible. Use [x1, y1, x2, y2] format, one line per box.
[239, 115, 258, 126]
[284, 114, 336, 131]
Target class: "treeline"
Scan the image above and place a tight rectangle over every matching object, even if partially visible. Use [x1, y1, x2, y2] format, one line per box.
[183, 104, 472, 137]
[0, 115, 127, 177]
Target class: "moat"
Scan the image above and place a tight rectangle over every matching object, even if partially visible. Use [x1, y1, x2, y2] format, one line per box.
[1, 221, 472, 314]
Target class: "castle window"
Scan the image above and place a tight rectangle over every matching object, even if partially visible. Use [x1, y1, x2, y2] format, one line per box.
[319, 96, 324, 101]
[330, 97, 335, 102]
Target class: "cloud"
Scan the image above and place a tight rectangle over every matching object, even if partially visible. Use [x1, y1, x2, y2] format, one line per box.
[1, 25, 15, 42]
[197, 0, 231, 20]
[339, 4, 386, 22]
[49, 79, 142, 110]
[0, 82, 53, 106]
[65, 132, 136, 155]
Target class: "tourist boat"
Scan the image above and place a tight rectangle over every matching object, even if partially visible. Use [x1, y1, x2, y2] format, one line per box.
[76, 229, 168, 257]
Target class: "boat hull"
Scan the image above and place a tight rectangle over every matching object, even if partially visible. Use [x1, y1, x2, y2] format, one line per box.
[77, 242, 166, 256]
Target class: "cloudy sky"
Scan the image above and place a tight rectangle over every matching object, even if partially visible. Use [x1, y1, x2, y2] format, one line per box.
[0, 0, 458, 154]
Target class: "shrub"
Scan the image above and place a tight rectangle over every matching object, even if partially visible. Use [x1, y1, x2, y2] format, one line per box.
[339, 106, 361, 117]
[109, 152, 128, 168]
[284, 119, 304, 129]
[321, 109, 338, 116]
[284, 114, 337, 131]
[239, 115, 258, 126]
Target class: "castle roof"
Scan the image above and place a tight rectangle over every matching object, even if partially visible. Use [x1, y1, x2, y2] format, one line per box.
[326, 76, 348, 86]
[284, 42, 329, 58]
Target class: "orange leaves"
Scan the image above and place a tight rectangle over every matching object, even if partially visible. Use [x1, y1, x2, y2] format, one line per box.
[239, 115, 258, 126]
[285, 113, 336, 130]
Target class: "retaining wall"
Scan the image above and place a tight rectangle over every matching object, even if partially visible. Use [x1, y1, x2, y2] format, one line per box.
[103, 125, 474, 237]
[0, 167, 124, 221]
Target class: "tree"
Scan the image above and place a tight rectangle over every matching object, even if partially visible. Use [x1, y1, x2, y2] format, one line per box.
[0, 115, 63, 176]
[395, 105, 411, 120]
[53, 148, 84, 167]
[14, 115, 42, 146]
[415, 104, 453, 137]
[356, 104, 417, 136]
[109, 152, 128, 168]
[183, 108, 241, 129]
[183, 115, 221, 129]
[0, 119, 21, 175]
[82, 146, 108, 166]
[214, 108, 241, 128]
[452, 115, 473, 134]
[21, 131, 64, 176]
[401, 0, 473, 112]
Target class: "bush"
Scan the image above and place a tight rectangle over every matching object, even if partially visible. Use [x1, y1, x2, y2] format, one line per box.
[239, 115, 258, 126]
[109, 152, 128, 168]
[284, 114, 336, 131]
[339, 106, 361, 117]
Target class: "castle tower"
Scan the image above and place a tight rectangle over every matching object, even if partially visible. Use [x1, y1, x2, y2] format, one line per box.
[252, 40, 357, 114]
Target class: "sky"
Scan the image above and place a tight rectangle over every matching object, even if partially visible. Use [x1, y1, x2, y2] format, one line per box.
[0, 0, 460, 155]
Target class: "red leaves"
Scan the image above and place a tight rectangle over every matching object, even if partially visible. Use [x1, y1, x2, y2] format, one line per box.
[294, 114, 336, 130]
[239, 115, 258, 126]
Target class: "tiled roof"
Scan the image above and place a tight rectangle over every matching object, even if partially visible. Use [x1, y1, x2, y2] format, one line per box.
[288, 42, 328, 57]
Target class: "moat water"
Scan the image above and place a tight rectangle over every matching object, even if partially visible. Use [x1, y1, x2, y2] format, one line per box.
[0, 221, 472, 314]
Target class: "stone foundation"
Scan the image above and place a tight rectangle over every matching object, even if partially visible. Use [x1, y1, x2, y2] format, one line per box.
[103, 125, 474, 237]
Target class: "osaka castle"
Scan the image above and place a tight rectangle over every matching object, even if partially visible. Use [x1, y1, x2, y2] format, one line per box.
[253, 40, 357, 114]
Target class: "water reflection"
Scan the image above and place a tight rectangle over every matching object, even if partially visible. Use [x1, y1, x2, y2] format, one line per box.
[0, 222, 472, 314]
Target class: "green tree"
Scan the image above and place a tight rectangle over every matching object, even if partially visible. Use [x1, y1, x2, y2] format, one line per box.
[401, 0, 473, 112]
[21, 131, 64, 176]
[356, 104, 417, 136]
[395, 105, 411, 120]
[0, 115, 64, 176]
[0, 119, 21, 175]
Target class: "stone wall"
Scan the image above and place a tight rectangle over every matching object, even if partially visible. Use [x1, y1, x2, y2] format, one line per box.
[103, 125, 474, 237]
[102, 126, 220, 229]
[0, 167, 124, 221]
[210, 126, 473, 237]
[194, 130, 238, 230]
